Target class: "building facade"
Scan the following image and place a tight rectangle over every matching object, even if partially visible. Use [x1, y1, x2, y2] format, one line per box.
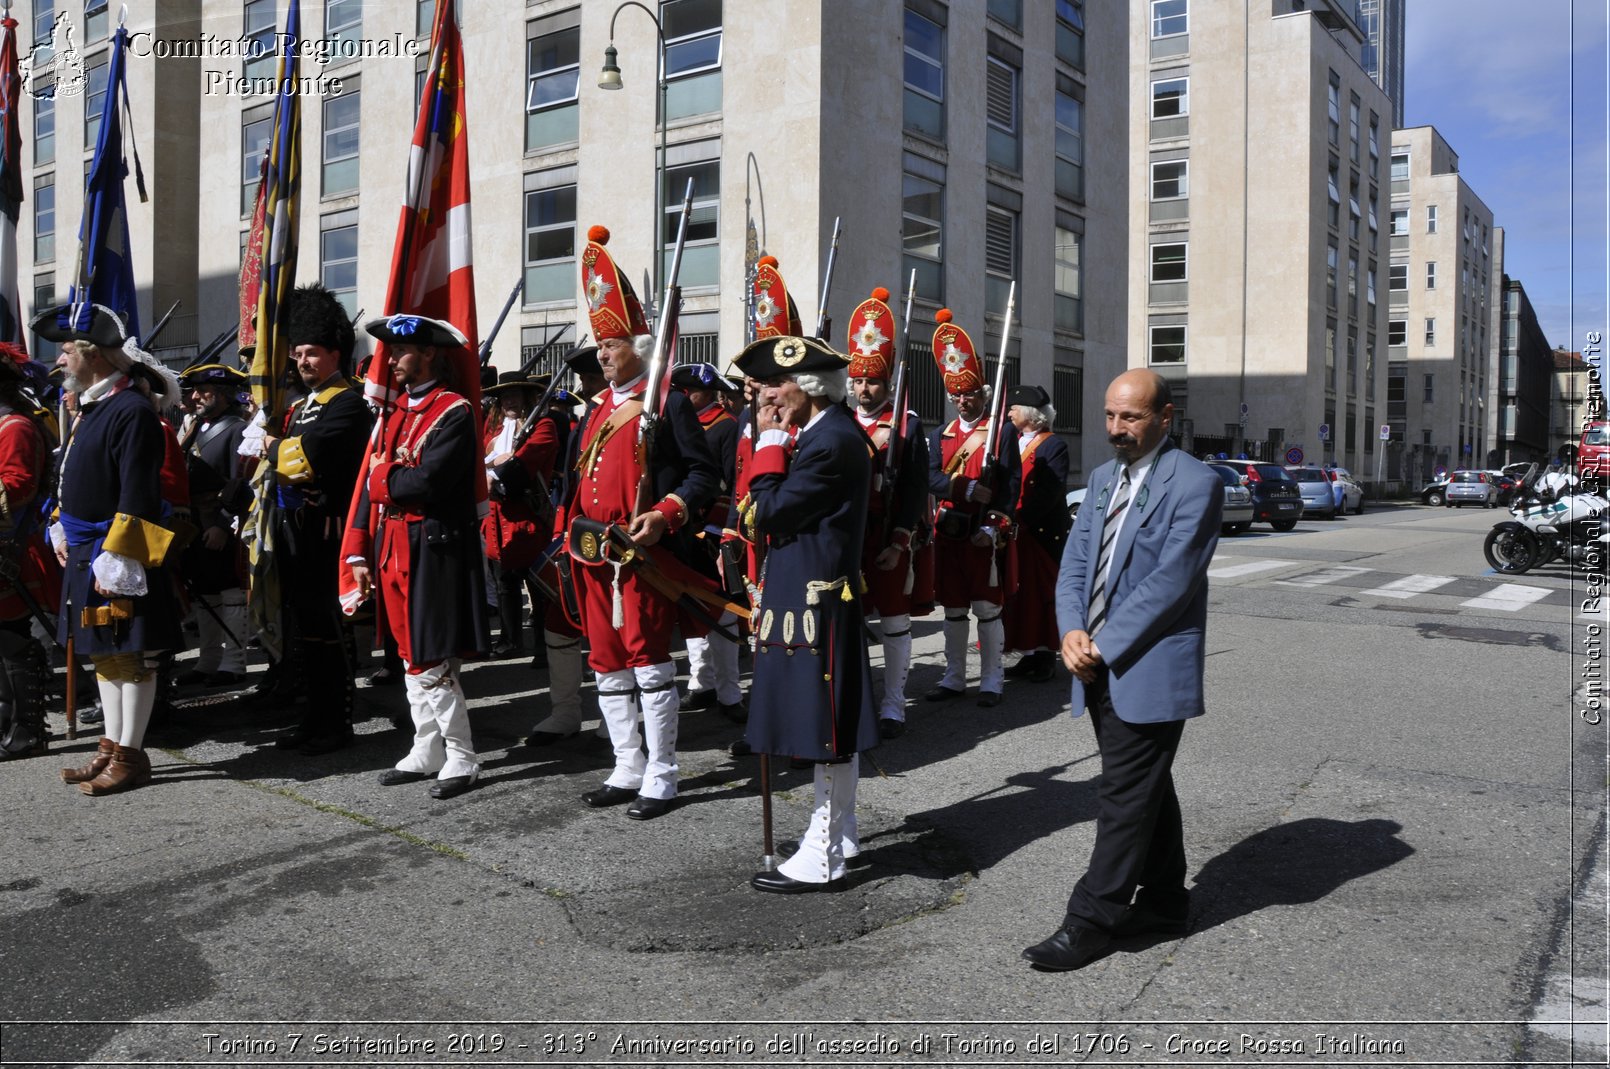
[1355, 0, 1403, 128]
[1383, 125, 1502, 483]
[1551, 349, 1604, 464]
[1128, 0, 1393, 475]
[15, 0, 1129, 482]
[1490, 274, 1555, 466]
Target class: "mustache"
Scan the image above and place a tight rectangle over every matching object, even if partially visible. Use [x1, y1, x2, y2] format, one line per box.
[1109, 433, 1138, 447]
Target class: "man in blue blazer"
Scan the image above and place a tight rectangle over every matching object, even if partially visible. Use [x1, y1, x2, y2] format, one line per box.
[1023, 369, 1221, 971]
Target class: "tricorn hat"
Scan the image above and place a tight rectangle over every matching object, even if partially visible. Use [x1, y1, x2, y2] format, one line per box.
[734, 336, 849, 380]
[753, 255, 803, 339]
[846, 287, 895, 381]
[485, 370, 544, 395]
[931, 309, 983, 394]
[669, 362, 738, 392]
[564, 344, 602, 377]
[30, 303, 130, 349]
[1007, 384, 1052, 410]
[581, 226, 649, 341]
[180, 363, 248, 390]
[363, 313, 470, 350]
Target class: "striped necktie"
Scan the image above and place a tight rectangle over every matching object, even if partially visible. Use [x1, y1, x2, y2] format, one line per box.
[1087, 467, 1132, 637]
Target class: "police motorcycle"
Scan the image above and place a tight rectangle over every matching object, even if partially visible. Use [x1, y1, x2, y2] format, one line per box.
[1482, 464, 1609, 575]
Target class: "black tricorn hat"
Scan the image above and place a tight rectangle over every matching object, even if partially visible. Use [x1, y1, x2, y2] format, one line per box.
[30, 303, 130, 348]
[485, 370, 544, 395]
[733, 336, 848, 380]
[669, 362, 738, 392]
[286, 283, 356, 361]
[563, 344, 601, 376]
[1007, 384, 1052, 410]
[181, 363, 248, 389]
[364, 314, 468, 350]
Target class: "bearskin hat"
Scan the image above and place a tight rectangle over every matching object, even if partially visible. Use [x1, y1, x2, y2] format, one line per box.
[286, 283, 356, 368]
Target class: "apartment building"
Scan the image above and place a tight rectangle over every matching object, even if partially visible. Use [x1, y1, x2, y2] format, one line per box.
[1129, 0, 1393, 475]
[1491, 273, 1555, 466]
[15, 0, 1129, 480]
[1551, 349, 1604, 463]
[1383, 125, 1502, 482]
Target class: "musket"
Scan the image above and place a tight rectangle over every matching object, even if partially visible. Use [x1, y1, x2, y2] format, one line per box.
[641, 269, 657, 337]
[977, 280, 1017, 526]
[142, 300, 182, 349]
[881, 268, 918, 535]
[813, 216, 842, 342]
[479, 275, 525, 367]
[633, 177, 694, 519]
[195, 321, 240, 366]
[349, 307, 365, 328]
[517, 324, 579, 377]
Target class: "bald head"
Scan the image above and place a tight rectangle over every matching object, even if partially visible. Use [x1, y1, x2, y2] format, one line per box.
[1104, 369, 1174, 465]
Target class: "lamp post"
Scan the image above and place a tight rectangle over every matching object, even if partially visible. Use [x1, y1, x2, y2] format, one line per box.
[599, 1, 669, 305]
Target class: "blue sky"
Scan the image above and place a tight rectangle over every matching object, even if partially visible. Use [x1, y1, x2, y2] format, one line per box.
[1405, 0, 1609, 353]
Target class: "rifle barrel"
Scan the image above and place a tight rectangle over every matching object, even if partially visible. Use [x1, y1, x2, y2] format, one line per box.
[814, 216, 842, 339]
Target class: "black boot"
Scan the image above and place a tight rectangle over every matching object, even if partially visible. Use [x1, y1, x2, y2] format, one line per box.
[0, 629, 48, 760]
[491, 569, 526, 658]
[298, 639, 355, 754]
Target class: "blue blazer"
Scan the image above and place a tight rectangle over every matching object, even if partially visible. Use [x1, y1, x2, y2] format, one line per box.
[1055, 440, 1221, 723]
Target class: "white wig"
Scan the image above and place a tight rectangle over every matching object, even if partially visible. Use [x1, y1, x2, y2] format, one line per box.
[632, 334, 655, 360]
[793, 368, 848, 404]
[1014, 401, 1057, 430]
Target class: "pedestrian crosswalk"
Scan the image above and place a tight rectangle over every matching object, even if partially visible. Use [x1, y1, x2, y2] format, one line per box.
[1209, 554, 1585, 617]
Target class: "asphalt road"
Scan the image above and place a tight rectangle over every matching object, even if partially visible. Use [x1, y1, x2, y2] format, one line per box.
[1, 501, 1604, 1066]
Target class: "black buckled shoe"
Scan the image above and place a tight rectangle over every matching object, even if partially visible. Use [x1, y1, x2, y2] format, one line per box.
[718, 700, 748, 724]
[298, 729, 355, 756]
[626, 795, 673, 820]
[976, 690, 1004, 708]
[1021, 925, 1113, 971]
[682, 689, 717, 711]
[377, 768, 431, 786]
[750, 870, 847, 894]
[924, 685, 964, 702]
[581, 784, 638, 808]
[878, 717, 906, 739]
[428, 771, 479, 800]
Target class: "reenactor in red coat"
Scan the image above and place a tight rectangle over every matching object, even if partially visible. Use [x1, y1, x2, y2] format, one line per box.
[1002, 384, 1072, 682]
[845, 287, 932, 738]
[924, 309, 1020, 708]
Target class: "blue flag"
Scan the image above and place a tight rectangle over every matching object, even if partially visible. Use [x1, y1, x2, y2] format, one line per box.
[70, 24, 145, 342]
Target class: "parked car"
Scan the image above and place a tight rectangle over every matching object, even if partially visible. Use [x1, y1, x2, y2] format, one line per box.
[1444, 468, 1499, 508]
[1580, 420, 1609, 477]
[1327, 467, 1365, 513]
[1419, 476, 1452, 506]
[1206, 463, 1255, 534]
[1488, 471, 1520, 505]
[1286, 466, 1342, 520]
[1215, 459, 1304, 531]
[1066, 486, 1087, 520]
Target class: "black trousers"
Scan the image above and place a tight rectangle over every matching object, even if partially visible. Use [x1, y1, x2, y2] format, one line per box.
[1063, 670, 1187, 932]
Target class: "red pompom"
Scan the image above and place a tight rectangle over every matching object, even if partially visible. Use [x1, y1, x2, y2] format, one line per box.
[758, 254, 779, 268]
[871, 286, 890, 301]
[935, 308, 953, 324]
[587, 225, 611, 244]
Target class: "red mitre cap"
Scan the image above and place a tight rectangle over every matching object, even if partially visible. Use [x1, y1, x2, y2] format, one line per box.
[581, 226, 649, 341]
[846, 287, 895, 380]
[753, 255, 803, 339]
[931, 308, 982, 393]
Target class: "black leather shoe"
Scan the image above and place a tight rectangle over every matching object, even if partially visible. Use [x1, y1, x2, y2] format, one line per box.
[378, 768, 431, 786]
[1021, 926, 1112, 971]
[776, 841, 870, 870]
[489, 642, 523, 659]
[878, 717, 906, 739]
[976, 690, 1003, 708]
[525, 729, 578, 747]
[365, 667, 401, 687]
[626, 795, 673, 821]
[718, 700, 748, 723]
[924, 685, 964, 702]
[581, 784, 637, 808]
[428, 772, 478, 800]
[682, 689, 717, 711]
[1112, 904, 1190, 938]
[78, 702, 104, 725]
[750, 870, 847, 894]
[1004, 659, 1035, 679]
[729, 737, 753, 757]
[298, 730, 354, 756]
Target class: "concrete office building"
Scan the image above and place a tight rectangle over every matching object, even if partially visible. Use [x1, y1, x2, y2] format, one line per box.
[1128, 0, 1393, 475]
[1383, 125, 1501, 483]
[1355, 0, 1403, 128]
[1490, 274, 1555, 466]
[15, 0, 1130, 481]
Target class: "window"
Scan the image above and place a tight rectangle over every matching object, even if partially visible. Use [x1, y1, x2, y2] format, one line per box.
[985, 54, 1019, 171]
[416, 0, 433, 38]
[1365, 338, 1376, 401]
[1326, 163, 1340, 228]
[1388, 320, 1405, 346]
[661, 0, 722, 119]
[1151, 242, 1187, 283]
[987, 0, 1021, 29]
[526, 13, 580, 151]
[1347, 329, 1358, 380]
[33, 92, 53, 166]
[524, 179, 576, 305]
[241, 113, 271, 215]
[83, 54, 107, 149]
[1052, 363, 1082, 433]
[1425, 261, 1437, 289]
[1348, 98, 1360, 161]
[1390, 151, 1409, 180]
[1151, 0, 1187, 38]
[84, 0, 107, 43]
[1424, 318, 1436, 346]
[1367, 265, 1377, 305]
[1151, 160, 1187, 200]
[1389, 263, 1407, 291]
[903, 9, 944, 141]
[244, 0, 277, 81]
[1149, 324, 1185, 364]
[1424, 374, 1434, 403]
[902, 160, 944, 302]
[320, 218, 359, 319]
[32, 1, 53, 61]
[1368, 190, 1379, 234]
[30, 277, 53, 357]
[1054, 79, 1082, 200]
[1348, 182, 1361, 242]
[663, 154, 719, 287]
[325, 0, 360, 51]
[1427, 204, 1438, 233]
[1054, 221, 1082, 334]
[1325, 322, 1336, 375]
[1369, 114, 1380, 161]
[1390, 208, 1408, 235]
[1347, 254, 1358, 306]
[1326, 73, 1340, 146]
[33, 176, 52, 263]
[1151, 77, 1188, 119]
[1325, 244, 1338, 308]
[1055, 0, 1083, 68]
[984, 203, 1017, 315]
[321, 88, 359, 196]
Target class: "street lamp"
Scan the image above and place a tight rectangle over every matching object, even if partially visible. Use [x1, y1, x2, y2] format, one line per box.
[598, 1, 669, 307]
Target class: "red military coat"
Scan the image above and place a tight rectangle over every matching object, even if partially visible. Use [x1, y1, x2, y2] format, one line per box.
[927, 417, 1021, 608]
[0, 412, 61, 623]
[481, 413, 560, 571]
[856, 403, 934, 617]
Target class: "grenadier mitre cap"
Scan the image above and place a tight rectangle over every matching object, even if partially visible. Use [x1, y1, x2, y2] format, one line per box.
[931, 308, 982, 394]
[581, 226, 649, 341]
[846, 286, 895, 380]
[734, 335, 849, 380]
[753, 255, 803, 339]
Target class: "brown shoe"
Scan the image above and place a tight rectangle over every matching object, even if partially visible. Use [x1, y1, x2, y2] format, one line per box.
[79, 745, 153, 796]
[61, 737, 116, 784]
